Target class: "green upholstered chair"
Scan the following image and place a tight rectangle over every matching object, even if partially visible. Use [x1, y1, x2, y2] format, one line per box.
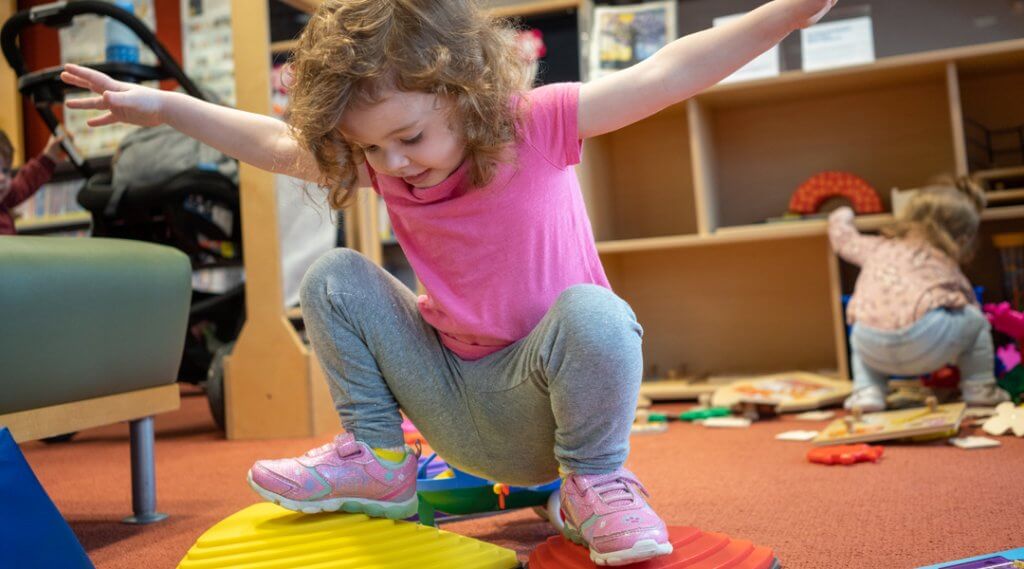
[0, 236, 191, 523]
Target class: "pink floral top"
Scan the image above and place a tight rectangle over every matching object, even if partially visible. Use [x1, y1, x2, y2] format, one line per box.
[828, 207, 976, 331]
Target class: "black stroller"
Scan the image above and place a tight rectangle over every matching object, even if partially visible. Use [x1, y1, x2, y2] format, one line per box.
[1, 0, 243, 430]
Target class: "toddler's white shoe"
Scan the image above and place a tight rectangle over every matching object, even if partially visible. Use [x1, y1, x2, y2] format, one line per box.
[843, 385, 886, 413]
[961, 380, 1011, 407]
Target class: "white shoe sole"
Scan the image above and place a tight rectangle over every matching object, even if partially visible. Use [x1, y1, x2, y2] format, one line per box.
[590, 539, 674, 566]
[246, 470, 418, 519]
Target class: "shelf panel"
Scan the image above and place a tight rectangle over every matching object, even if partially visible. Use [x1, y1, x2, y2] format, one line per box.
[986, 189, 1024, 204]
[596, 206, 1024, 255]
[698, 38, 1024, 109]
[14, 212, 92, 233]
[609, 239, 839, 376]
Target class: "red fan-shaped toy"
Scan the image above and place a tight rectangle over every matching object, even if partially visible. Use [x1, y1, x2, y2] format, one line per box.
[789, 171, 883, 214]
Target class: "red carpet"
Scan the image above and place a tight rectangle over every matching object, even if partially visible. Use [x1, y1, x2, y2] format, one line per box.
[20, 385, 1024, 568]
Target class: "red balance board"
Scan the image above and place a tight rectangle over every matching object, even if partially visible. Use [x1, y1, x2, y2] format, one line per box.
[529, 526, 777, 568]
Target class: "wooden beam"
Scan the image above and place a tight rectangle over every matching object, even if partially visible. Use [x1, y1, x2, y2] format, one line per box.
[1, 384, 180, 443]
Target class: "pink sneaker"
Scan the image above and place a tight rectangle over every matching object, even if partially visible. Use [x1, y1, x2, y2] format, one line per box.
[247, 433, 418, 518]
[560, 468, 672, 566]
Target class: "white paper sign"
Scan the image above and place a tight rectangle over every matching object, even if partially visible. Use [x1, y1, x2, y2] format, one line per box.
[800, 16, 875, 72]
[713, 13, 780, 83]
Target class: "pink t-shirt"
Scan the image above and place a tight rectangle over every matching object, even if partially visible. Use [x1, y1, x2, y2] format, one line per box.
[368, 82, 610, 359]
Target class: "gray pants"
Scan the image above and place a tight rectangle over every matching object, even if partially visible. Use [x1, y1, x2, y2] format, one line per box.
[851, 305, 995, 391]
[300, 249, 643, 486]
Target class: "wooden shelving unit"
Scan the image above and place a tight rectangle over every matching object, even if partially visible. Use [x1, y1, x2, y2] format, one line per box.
[221, 0, 341, 439]
[577, 38, 1024, 380]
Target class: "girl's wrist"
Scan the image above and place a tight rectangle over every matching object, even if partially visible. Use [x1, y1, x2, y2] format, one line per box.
[155, 89, 179, 126]
[777, 0, 831, 30]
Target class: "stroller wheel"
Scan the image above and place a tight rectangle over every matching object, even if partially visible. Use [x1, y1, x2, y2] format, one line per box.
[204, 342, 234, 432]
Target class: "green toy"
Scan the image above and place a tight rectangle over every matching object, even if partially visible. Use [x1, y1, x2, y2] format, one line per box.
[647, 407, 732, 422]
[998, 365, 1024, 405]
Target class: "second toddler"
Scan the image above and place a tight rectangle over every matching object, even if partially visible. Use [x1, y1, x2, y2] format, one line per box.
[829, 178, 1011, 411]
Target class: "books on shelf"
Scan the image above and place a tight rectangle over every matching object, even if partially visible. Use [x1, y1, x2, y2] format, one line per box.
[14, 178, 87, 223]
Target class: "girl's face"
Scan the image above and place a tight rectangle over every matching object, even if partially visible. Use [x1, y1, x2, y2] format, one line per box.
[339, 90, 466, 188]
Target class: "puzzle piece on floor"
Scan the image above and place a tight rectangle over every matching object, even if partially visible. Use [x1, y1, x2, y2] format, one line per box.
[794, 410, 835, 421]
[982, 402, 1024, 437]
[807, 444, 884, 465]
[529, 525, 778, 569]
[632, 422, 669, 435]
[711, 372, 850, 412]
[776, 430, 819, 441]
[949, 436, 1001, 449]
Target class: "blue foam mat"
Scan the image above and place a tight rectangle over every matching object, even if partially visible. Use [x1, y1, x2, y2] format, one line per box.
[0, 427, 93, 568]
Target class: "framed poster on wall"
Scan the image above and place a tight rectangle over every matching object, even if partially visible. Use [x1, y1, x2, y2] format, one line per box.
[586, 1, 676, 81]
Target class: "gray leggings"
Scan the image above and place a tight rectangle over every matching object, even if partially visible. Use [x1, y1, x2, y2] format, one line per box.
[300, 249, 643, 486]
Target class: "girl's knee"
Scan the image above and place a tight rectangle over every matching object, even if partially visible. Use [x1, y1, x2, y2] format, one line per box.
[552, 284, 642, 344]
[299, 248, 369, 306]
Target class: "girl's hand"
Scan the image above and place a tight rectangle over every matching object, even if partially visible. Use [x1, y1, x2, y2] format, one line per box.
[788, 0, 837, 29]
[60, 63, 166, 127]
[42, 133, 69, 162]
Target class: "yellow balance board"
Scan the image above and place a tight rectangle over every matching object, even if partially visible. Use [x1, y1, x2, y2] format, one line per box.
[177, 502, 519, 569]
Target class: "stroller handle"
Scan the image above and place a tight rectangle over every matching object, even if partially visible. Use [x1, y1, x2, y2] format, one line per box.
[1, 0, 205, 101]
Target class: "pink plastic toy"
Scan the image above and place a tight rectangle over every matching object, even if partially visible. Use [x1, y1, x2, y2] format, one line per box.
[985, 302, 1024, 341]
[997, 345, 1022, 372]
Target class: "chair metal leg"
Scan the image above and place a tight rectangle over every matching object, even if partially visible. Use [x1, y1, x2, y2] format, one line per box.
[122, 416, 168, 524]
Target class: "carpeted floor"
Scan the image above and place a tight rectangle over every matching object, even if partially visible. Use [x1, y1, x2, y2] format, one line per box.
[20, 385, 1024, 569]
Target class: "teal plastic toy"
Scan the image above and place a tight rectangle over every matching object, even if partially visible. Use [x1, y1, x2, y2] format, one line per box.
[415, 453, 562, 528]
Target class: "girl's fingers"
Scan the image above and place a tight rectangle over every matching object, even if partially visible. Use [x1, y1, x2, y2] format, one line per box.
[59, 70, 94, 90]
[62, 63, 123, 92]
[65, 96, 108, 110]
[87, 113, 119, 127]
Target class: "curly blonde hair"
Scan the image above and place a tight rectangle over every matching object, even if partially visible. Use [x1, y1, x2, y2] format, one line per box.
[285, 0, 528, 209]
[883, 175, 986, 263]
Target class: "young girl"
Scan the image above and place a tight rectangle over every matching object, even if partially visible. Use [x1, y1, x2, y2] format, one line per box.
[63, 0, 835, 564]
[830, 178, 1011, 413]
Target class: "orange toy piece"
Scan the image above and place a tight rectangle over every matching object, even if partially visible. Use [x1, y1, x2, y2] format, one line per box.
[789, 171, 883, 214]
[529, 526, 777, 569]
[807, 444, 884, 465]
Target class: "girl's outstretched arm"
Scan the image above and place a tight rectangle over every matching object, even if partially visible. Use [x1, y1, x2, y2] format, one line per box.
[60, 63, 323, 183]
[827, 206, 881, 267]
[578, 0, 836, 139]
